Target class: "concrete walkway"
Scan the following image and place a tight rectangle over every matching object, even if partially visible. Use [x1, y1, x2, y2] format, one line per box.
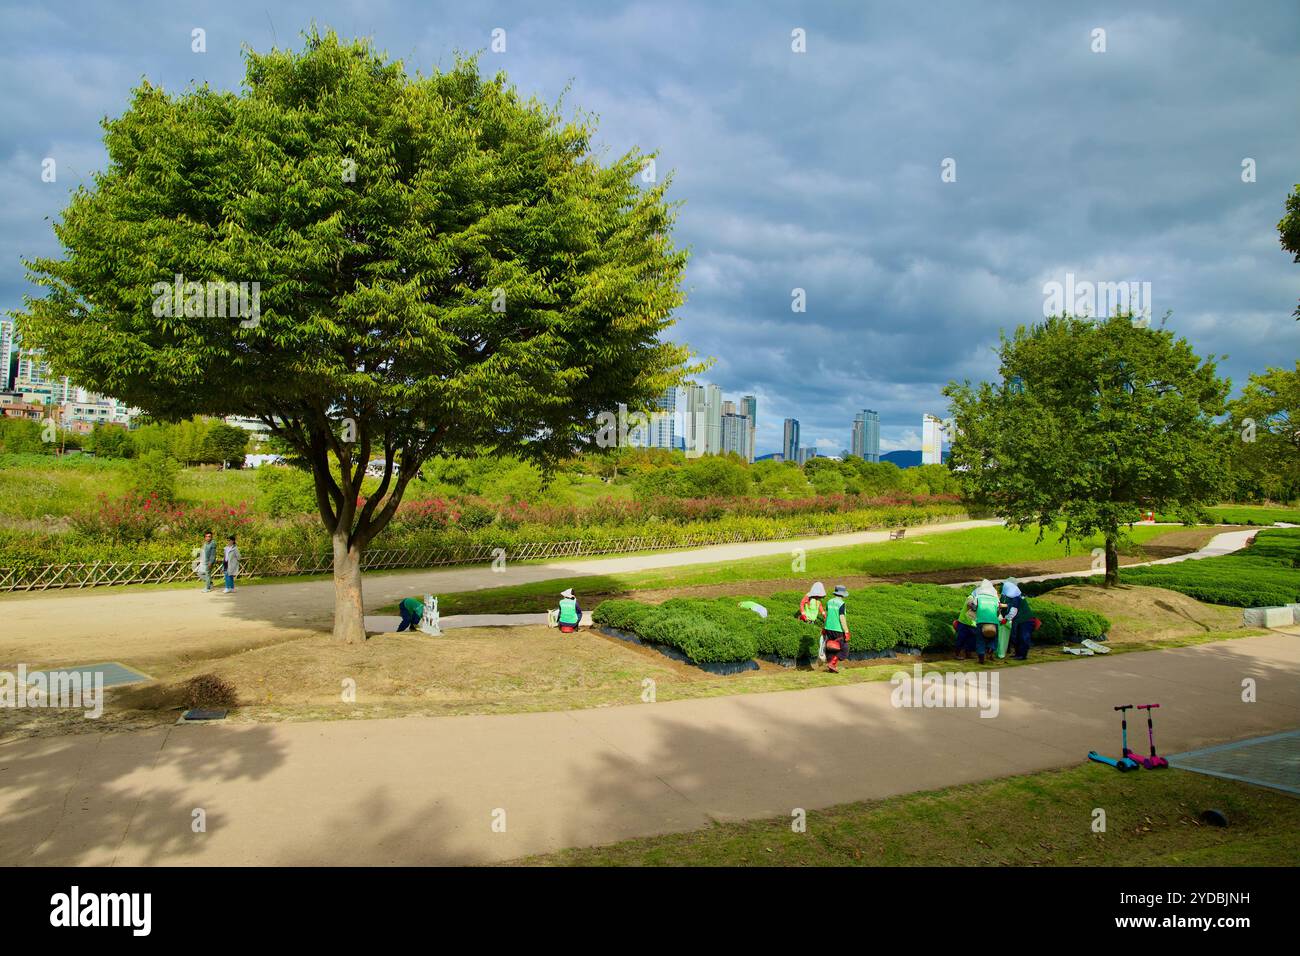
[948, 527, 1259, 589]
[1, 629, 1296, 866]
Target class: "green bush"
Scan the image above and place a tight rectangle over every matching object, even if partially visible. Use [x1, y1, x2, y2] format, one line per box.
[1029, 604, 1109, 644]
[128, 451, 180, 505]
[256, 466, 317, 518]
[591, 599, 655, 632]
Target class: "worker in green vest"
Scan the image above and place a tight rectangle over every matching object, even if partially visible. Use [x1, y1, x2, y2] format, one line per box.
[557, 588, 583, 633]
[970, 579, 1000, 664]
[822, 585, 850, 673]
[396, 596, 425, 632]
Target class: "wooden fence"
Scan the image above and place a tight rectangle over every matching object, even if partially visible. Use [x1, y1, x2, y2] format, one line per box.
[0, 513, 967, 592]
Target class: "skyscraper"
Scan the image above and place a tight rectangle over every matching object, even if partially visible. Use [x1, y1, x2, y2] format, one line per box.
[684, 384, 723, 456]
[740, 394, 756, 455]
[851, 409, 880, 462]
[721, 412, 753, 461]
[0, 320, 13, 391]
[921, 414, 945, 465]
[648, 386, 677, 450]
[782, 418, 800, 462]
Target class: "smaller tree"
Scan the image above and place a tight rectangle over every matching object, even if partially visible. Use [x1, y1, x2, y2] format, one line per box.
[1279, 184, 1300, 319]
[1227, 362, 1300, 502]
[945, 315, 1230, 585]
[201, 422, 251, 468]
[89, 423, 133, 458]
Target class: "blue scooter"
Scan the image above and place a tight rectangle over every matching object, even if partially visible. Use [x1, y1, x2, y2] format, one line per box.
[1087, 704, 1143, 771]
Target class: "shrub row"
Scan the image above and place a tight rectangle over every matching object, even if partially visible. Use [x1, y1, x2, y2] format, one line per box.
[593, 585, 1110, 664]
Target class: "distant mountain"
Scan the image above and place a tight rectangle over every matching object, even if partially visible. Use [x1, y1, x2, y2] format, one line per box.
[881, 450, 950, 468]
[881, 450, 921, 468]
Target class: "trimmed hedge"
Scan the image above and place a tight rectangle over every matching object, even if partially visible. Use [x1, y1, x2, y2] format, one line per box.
[1025, 528, 1300, 608]
[594, 584, 1110, 663]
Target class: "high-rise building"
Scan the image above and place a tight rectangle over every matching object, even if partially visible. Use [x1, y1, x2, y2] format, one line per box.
[647, 386, 677, 450]
[782, 418, 800, 462]
[15, 351, 73, 404]
[741, 395, 756, 460]
[0, 320, 13, 391]
[921, 414, 945, 465]
[851, 409, 881, 462]
[797, 446, 817, 466]
[721, 412, 753, 462]
[684, 384, 723, 456]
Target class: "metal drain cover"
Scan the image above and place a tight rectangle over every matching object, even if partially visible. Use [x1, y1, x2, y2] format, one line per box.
[22, 662, 150, 688]
[1168, 729, 1300, 795]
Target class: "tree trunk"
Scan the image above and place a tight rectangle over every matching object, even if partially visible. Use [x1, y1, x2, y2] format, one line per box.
[1104, 534, 1119, 587]
[332, 531, 367, 644]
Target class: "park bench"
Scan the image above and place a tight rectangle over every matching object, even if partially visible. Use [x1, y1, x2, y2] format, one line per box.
[888, 528, 907, 541]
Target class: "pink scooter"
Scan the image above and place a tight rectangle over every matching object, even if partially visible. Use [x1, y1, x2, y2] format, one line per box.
[1128, 703, 1169, 769]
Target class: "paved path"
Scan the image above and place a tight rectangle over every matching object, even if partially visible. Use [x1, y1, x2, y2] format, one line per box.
[0, 518, 999, 666]
[948, 527, 1259, 588]
[1, 629, 1296, 865]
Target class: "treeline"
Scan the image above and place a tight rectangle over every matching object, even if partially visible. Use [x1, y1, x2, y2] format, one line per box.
[569, 448, 963, 500]
[0, 415, 249, 466]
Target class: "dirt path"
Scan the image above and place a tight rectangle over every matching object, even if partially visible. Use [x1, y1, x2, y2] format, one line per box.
[2, 630, 1296, 865]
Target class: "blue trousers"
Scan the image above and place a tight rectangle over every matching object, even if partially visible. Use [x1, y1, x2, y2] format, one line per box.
[397, 605, 420, 632]
[223, 574, 235, 591]
[954, 622, 978, 652]
[1011, 619, 1033, 658]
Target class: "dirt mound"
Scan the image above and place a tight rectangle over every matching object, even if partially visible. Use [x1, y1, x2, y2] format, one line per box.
[1032, 584, 1242, 643]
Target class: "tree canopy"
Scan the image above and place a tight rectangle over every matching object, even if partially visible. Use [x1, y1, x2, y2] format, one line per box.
[944, 314, 1230, 584]
[14, 31, 692, 640]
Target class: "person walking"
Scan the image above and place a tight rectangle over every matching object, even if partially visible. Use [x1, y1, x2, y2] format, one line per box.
[556, 588, 582, 633]
[221, 535, 241, 593]
[822, 585, 851, 673]
[196, 530, 217, 593]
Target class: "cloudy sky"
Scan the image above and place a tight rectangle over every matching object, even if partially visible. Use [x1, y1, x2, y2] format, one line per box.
[2, 0, 1297, 456]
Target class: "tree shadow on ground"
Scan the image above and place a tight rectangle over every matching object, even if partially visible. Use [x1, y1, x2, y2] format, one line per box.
[0, 722, 288, 866]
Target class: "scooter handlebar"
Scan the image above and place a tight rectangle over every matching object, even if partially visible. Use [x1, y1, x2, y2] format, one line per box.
[1136, 703, 1160, 709]
[1113, 704, 1134, 711]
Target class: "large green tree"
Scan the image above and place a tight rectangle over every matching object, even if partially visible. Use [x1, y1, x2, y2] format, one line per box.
[14, 32, 690, 641]
[944, 315, 1230, 585]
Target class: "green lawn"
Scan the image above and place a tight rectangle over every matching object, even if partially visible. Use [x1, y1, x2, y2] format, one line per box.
[1203, 504, 1300, 525]
[403, 523, 1177, 615]
[514, 763, 1300, 866]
